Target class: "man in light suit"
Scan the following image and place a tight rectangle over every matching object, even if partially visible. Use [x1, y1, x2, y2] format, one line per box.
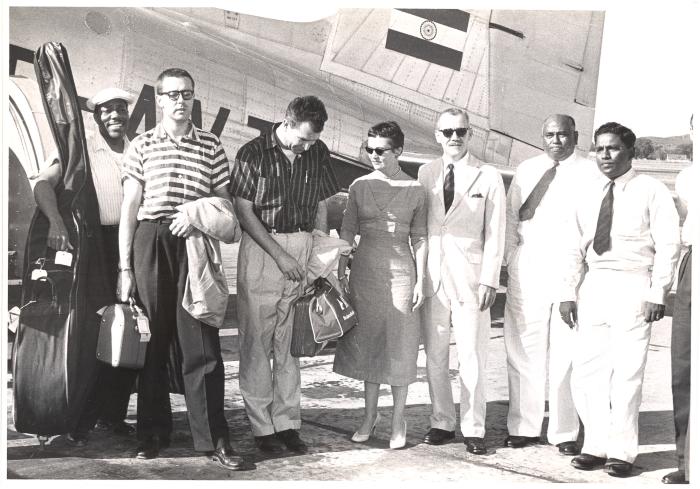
[418, 108, 506, 455]
[503, 115, 598, 454]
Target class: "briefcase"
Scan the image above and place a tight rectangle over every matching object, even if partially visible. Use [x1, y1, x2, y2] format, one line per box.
[96, 299, 151, 369]
[291, 288, 328, 358]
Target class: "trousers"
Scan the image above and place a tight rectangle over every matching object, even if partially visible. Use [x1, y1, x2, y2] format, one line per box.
[504, 244, 579, 443]
[572, 269, 652, 463]
[133, 220, 229, 452]
[422, 287, 490, 437]
[237, 231, 313, 436]
[671, 248, 691, 468]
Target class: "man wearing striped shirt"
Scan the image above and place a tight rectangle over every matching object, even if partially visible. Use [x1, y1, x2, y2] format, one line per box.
[118, 68, 248, 470]
[230, 96, 340, 454]
[32, 87, 138, 445]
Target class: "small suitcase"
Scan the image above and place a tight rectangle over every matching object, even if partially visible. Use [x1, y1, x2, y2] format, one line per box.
[96, 300, 151, 369]
[290, 289, 328, 358]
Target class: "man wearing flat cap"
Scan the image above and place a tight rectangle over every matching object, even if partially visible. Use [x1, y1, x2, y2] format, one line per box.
[33, 86, 139, 445]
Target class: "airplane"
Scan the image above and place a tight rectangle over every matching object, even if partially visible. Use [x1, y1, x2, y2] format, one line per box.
[7, 7, 606, 303]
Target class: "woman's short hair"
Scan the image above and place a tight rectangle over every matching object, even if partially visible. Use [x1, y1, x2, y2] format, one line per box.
[367, 121, 404, 149]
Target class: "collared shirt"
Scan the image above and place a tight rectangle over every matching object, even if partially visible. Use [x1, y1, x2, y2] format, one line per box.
[561, 168, 681, 305]
[43, 127, 128, 226]
[675, 164, 695, 246]
[229, 122, 340, 232]
[122, 122, 230, 221]
[505, 152, 599, 263]
[441, 152, 479, 195]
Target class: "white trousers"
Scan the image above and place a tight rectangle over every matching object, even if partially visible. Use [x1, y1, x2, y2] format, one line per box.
[422, 288, 490, 437]
[237, 231, 313, 436]
[504, 245, 579, 443]
[573, 269, 652, 463]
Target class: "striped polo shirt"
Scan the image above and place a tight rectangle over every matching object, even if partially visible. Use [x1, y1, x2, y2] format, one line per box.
[122, 122, 230, 221]
[230, 123, 340, 232]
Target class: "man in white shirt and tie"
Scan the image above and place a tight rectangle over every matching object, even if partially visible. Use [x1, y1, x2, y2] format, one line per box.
[503, 115, 598, 454]
[418, 108, 506, 455]
[559, 122, 681, 477]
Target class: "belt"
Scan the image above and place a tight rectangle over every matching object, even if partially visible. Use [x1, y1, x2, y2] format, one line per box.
[143, 217, 174, 224]
[268, 226, 311, 234]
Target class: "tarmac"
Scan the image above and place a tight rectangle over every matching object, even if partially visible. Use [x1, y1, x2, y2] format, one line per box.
[4, 279, 681, 484]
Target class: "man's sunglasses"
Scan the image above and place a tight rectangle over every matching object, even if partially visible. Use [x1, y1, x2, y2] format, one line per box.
[438, 127, 469, 138]
[364, 146, 393, 156]
[158, 90, 195, 101]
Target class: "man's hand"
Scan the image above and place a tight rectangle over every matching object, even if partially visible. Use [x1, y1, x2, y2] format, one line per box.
[478, 284, 497, 311]
[47, 219, 73, 251]
[275, 251, 305, 282]
[169, 211, 194, 238]
[644, 302, 665, 323]
[559, 301, 578, 329]
[412, 282, 425, 311]
[116, 269, 135, 303]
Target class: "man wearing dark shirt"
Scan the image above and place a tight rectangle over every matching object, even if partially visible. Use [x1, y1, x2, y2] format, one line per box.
[230, 95, 340, 453]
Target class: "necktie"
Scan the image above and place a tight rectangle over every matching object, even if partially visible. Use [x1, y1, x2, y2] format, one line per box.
[443, 163, 454, 213]
[518, 161, 559, 221]
[593, 181, 615, 255]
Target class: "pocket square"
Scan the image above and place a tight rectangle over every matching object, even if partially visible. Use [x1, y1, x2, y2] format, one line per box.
[470, 193, 484, 198]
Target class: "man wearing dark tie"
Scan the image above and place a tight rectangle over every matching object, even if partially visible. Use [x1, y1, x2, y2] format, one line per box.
[559, 122, 680, 477]
[418, 108, 506, 455]
[503, 115, 598, 454]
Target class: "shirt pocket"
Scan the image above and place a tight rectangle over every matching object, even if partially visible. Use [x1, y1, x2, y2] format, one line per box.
[297, 168, 321, 208]
[254, 176, 284, 208]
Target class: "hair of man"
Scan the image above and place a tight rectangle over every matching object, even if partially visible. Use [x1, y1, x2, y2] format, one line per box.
[594, 121, 636, 149]
[156, 67, 195, 93]
[285, 95, 328, 133]
[435, 107, 470, 129]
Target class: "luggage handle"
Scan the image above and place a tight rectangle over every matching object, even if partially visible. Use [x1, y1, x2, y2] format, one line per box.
[29, 276, 59, 308]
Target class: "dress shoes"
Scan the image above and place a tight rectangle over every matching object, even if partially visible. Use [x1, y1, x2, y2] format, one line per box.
[570, 453, 606, 470]
[662, 470, 689, 484]
[135, 436, 170, 460]
[95, 419, 136, 436]
[254, 434, 285, 453]
[351, 413, 380, 443]
[210, 445, 251, 471]
[464, 437, 487, 455]
[604, 458, 633, 477]
[67, 432, 88, 447]
[423, 428, 456, 445]
[556, 441, 580, 456]
[389, 420, 407, 449]
[276, 429, 308, 453]
[504, 435, 540, 448]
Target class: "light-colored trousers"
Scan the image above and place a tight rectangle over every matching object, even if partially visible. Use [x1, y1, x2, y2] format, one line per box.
[572, 269, 652, 463]
[237, 231, 313, 436]
[422, 287, 490, 437]
[504, 245, 579, 444]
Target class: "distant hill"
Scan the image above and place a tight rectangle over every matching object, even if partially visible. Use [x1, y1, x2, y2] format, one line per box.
[641, 134, 691, 147]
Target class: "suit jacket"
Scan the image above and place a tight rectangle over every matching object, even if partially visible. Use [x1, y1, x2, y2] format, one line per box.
[417, 153, 506, 303]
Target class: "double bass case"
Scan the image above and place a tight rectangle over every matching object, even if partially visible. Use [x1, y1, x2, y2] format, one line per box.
[12, 42, 112, 436]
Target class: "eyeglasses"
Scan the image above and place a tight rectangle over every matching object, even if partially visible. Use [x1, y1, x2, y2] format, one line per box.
[364, 146, 393, 156]
[438, 127, 469, 138]
[157, 90, 195, 101]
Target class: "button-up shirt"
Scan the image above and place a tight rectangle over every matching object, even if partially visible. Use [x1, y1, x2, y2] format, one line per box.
[229, 123, 340, 232]
[561, 168, 681, 305]
[505, 152, 599, 264]
[675, 164, 695, 247]
[122, 122, 230, 221]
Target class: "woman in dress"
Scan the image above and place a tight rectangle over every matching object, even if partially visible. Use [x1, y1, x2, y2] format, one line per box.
[333, 121, 428, 449]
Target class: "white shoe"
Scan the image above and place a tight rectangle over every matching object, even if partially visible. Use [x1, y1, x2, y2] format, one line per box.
[351, 413, 380, 443]
[389, 420, 407, 449]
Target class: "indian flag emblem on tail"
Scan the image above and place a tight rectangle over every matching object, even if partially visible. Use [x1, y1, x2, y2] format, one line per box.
[385, 9, 470, 71]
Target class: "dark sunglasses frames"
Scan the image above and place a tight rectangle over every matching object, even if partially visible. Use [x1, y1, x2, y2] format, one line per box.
[364, 146, 393, 156]
[158, 90, 195, 101]
[438, 127, 469, 138]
